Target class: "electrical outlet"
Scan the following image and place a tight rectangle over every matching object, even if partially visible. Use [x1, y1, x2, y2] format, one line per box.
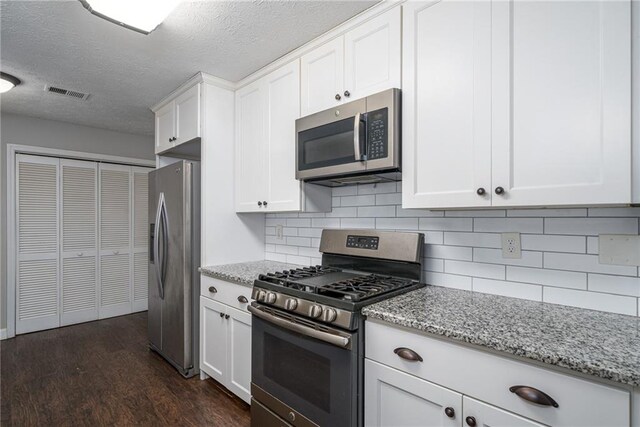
[276, 224, 284, 240]
[501, 232, 521, 259]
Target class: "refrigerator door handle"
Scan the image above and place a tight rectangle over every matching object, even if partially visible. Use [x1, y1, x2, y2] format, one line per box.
[154, 192, 166, 299]
[160, 198, 169, 298]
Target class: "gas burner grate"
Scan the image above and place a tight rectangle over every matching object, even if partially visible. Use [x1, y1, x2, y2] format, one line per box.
[317, 275, 415, 301]
[259, 266, 341, 289]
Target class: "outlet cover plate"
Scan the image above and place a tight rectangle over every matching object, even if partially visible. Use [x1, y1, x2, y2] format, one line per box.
[599, 234, 640, 266]
[276, 224, 284, 240]
[501, 232, 522, 259]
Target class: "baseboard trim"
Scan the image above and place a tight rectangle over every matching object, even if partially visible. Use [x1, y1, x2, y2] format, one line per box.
[0, 329, 7, 340]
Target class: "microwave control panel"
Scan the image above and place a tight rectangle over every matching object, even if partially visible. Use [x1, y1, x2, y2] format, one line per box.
[367, 108, 388, 160]
[346, 235, 379, 250]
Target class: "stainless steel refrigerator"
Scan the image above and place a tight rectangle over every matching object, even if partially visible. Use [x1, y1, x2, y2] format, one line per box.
[148, 160, 200, 378]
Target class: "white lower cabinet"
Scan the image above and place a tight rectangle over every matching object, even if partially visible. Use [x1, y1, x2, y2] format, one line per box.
[365, 320, 631, 427]
[199, 277, 253, 404]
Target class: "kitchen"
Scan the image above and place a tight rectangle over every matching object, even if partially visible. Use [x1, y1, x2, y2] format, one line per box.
[1, 0, 639, 426]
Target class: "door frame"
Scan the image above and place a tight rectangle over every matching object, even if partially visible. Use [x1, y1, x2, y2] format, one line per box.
[5, 144, 155, 339]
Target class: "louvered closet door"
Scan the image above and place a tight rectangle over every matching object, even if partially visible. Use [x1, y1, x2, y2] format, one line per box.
[60, 159, 98, 326]
[99, 163, 132, 319]
[132, 167, 151, 312]
[16, 155, 60, 334]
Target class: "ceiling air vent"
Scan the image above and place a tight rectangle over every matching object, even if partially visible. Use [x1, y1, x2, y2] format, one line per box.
[44, 85, 90, 101]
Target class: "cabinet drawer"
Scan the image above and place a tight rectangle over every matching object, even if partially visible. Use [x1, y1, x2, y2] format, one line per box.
[200, 275, 253, 312]
[365, 320, 630, 427]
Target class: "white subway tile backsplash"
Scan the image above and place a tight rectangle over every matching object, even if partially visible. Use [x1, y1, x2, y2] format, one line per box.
[543, 287, 638, 316]
[588, 274, 640, 297]
[544, 218, 639, 236]
[445, 260, 505, 280]
[473, 248, 543, 267]
[263, 184, 640, 316]
[472, 278, 542, 301]
[474, 218, 543, 233]
[506, 266, 587, 290]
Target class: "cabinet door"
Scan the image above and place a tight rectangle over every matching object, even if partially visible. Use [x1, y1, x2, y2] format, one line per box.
[491, 0, 631, 206]
[265, 60, 302, 212]
[402, 0, 492, 209]
[60, 159, 98, 326]
[98, 164, 131, 319]
[226, 306, 252, 404]
[365, 359, 462, 427]
[15, 155, 60, 334]
[235, 79, 268, 212]
[175, 84, 201, 145]
[301, 37, 344, 116]
[155, 101, 175, 154]
[344, 7, 401, 100]
[463, 397, 544, 427]
[200, 297, 227, 384]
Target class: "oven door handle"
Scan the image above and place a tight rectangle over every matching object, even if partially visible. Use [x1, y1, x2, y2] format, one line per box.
[248, 305, 351, 349]
[354, 112, 364, 162]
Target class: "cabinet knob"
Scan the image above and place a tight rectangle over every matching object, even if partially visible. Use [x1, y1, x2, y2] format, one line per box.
[509, 385, 559, 408]
[465, 416, 477, 427]
[476, 187, 486, 196]
[168, 137, 172, 142]
[237, 295, 248, 304]
[444, 407, 455, 418]
[208, 286, 217, 294]
[258, 201, 262, 206]
[495, 186, 505, 195]
[219, 312, 224, 318]
[224, 314, 230, 320]
[263, 201, 268, 206]
[394, 347, 423, 362]
[344, 90, 351, 98]
[335, 93, 342, 101]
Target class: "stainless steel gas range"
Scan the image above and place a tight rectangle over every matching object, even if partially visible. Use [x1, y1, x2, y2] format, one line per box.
[248, 229, 425, 427]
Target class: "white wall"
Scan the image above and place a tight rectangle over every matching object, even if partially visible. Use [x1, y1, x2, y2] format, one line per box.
[266, 182, 640, 317]
[0, 113, 155, 329]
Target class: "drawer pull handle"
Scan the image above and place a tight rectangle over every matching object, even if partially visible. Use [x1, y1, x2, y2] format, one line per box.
[208, 286, 217, 294]
[465, 416, 477, 427]
[444, 407, 455, 418]
[509, 385, 559, 408]
[394, 347, 423, 362]
[237, 295, 248, 304]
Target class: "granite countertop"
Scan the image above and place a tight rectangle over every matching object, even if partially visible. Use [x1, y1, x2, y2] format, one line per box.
[362, 285, 640, 387]
[199, 260, 304, 287]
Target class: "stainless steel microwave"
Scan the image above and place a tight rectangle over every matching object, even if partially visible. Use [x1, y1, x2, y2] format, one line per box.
[295, 88, 400, 186]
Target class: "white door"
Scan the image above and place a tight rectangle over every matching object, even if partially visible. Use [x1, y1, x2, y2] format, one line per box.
[155, 101, 175, 154]
[301, 37, 345, 116]
[200, 297, 227, 384]
[344, 7, 401, 100]
[15, 155, 60, 334]
[98, 163, 132, 319]
[235, 79, 268, 212]
[132, 167, 150, 313]
[60, 159, 98, 326]
[175, 84, 201, 145]
[226, 306, 252, 404]
[402, 0, 492, 209]
[463, 396, 545, 427]
[364, 359, 463, 427]
[491, 0, 631, 206]
[265, 60, 302, 212]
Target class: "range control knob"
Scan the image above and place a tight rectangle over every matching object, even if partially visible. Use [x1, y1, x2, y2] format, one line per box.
[256, 290, 266, 302]
[284, 298, 299, 311]
[323, 308, 338, 323]
[265, 292, 277, 304]
[309, 304, 323, 319]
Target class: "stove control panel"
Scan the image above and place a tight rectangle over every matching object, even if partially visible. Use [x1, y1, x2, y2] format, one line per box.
[346, 235, 379, 250]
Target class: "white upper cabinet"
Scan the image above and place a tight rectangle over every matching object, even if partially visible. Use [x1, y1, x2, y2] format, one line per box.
[301, 7, 401, 116]
[153, 83, 201, 154]
[301, 37, 344, 116]
[344, 6, 401, 101]
[235, 78, 268, 212]
[402, 0, 492, 209]
[490, 0, 631, 206]
[403, 0, 632, 209]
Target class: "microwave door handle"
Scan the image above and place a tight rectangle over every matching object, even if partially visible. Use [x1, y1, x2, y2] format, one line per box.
[354, 112, 363, 161]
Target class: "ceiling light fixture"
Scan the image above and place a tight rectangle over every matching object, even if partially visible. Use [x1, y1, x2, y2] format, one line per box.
[0, 72, 21, 93]
[79, 0, 181, 35]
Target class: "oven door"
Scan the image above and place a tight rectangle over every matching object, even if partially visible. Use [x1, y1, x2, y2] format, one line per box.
[296, 98, 366, 180]
[249, 304, 359, 427]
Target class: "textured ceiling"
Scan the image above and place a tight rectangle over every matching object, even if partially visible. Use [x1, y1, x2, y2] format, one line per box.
[0, 0, 377, 135]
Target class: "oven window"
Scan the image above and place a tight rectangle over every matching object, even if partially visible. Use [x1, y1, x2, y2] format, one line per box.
[264, 332, 331, 412]
[298, 116, 364, 171]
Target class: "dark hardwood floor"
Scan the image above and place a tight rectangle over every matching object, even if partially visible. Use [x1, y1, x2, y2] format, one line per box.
[1, 312, 251, 426]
